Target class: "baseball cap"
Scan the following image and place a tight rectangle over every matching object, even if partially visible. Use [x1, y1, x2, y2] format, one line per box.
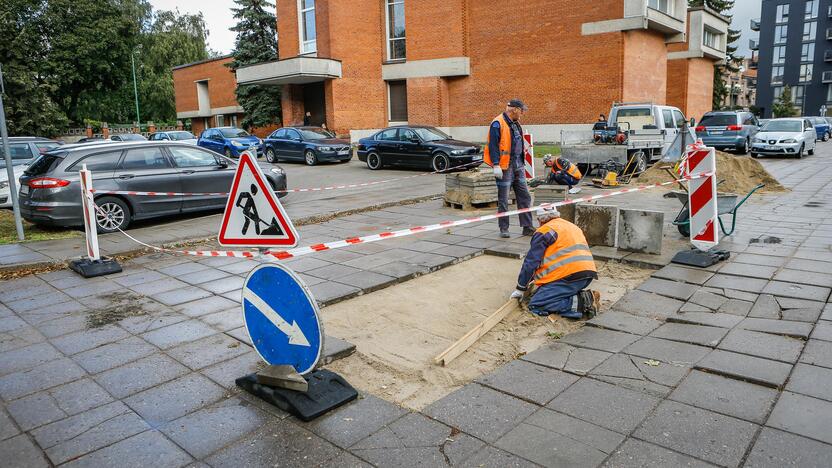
[507, 99, 528, 111]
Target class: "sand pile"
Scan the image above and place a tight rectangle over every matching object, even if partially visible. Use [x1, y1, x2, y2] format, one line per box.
[638, 151, 786, 193]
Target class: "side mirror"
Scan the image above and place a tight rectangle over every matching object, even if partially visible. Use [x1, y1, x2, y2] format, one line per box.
[216, 159, 228, 168]
[689, 118, 696, 128]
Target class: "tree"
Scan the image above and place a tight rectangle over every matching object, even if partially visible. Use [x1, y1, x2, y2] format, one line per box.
[689, 0, 742, 110]
[228, 0, 281, 130]
[772, 86, 797, 118]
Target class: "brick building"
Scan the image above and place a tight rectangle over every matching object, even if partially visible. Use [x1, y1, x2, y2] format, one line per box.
[173, 55, 245, 137]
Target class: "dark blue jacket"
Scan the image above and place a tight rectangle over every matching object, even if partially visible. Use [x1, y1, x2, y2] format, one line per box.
[516, 230, 558, 290]
[488, 113, 524, 168]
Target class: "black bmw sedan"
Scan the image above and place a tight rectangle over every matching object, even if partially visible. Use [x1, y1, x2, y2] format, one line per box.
[357, 126, 482, 171]
[263, 126, 351, 166]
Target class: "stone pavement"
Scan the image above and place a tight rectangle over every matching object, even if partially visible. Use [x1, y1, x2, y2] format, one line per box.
[0, 150, 831, 467]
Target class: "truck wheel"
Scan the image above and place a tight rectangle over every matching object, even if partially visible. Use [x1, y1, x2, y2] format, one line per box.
[625, 151, 647, 176]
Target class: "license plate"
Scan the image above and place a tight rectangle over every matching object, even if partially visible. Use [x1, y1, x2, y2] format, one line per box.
[20, 185, 29, 195]
[473, 155, 483, 161]
[765, 146, 779, 150]
[709, 131, 723, 135]
[337, 150, 349, 156]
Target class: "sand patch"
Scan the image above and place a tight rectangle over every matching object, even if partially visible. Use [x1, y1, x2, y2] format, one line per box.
[323, 255, 651, 410]
[639, 151, 786, 194]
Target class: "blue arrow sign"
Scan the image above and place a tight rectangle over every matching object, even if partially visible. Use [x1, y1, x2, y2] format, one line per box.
[242, 264, 323, 375]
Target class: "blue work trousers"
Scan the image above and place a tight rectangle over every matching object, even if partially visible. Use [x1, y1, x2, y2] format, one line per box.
[528, 277, 593, 318]
[548, 172, 580, 188]
[497, 163, 533, 232]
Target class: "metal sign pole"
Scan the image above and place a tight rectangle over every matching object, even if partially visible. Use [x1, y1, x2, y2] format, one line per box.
[0, 64, 25, 241]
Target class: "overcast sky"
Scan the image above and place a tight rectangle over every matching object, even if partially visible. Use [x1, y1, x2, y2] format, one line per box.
[155, 0, 762, 58]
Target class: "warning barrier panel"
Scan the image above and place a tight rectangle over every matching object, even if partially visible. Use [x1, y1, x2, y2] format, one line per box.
[523, 132, 535, 180]
[684, 143, 718, 251]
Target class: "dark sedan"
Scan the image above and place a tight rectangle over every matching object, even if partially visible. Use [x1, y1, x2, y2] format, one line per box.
[357, 126, 482, 171]
[263, 127, 351, 166]
[18, 141, 287, 233]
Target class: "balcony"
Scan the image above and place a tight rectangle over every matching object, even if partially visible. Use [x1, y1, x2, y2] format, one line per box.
[750, 18, 760, 31]
[823, 71, 832, 83]
[749, 39, 759, 50]
[772, 75, 784, 85]
[827, 28, 832, 40]
[235, 56, 342, 86]
[581, 0, 687, 40]
[828, 5, 832, 18]
[826, 50, 832, 62]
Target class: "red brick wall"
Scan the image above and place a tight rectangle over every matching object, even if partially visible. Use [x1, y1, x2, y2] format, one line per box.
[277, 0, 300, 58]
[173, 57, 239, 114]
[406, 0, 466, 60]
[666, 59, 689, 112]
[406, 77, 450, 126]
[685, 57, 715, 121]
[622, 30, 668, 104]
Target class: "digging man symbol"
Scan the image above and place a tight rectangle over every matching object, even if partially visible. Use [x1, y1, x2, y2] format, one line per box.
[236, 184, 284, 236]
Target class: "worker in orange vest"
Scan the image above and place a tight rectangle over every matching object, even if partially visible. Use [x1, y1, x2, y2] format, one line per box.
[484, 99, 534, 238]
[510, 206, 600, 319]
[529, 155, 583, 193]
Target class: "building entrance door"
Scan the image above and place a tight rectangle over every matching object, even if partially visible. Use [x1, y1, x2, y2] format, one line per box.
[303, 82, 326, 127]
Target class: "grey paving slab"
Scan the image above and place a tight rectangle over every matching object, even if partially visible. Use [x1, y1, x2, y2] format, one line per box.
[424, 383, 537, 444]
[7, 377, 113, 431]
[748, 293, 781, 319]
[62, 280, 123, 299]
[611, 290, 683, 319]
[200, 309, 243, 332]
[128, 277, 188, 296]
[475, 360, 579, 405]
[688, 290, 728, 310]
[624, 336, 711, 366]
[785, 258, 829, 274]
[112, 269, 169, 287]
[335, 271, 397, 292]
[175, 296, 237, 318]
[718, 329, 804, 364]
[774, 269, 832, 288]
[669, 370, 777, 424]
[6, 391, 66, 431]
[157, 261, 211, 276]
[61, 429, 193, 468]
[0, 407, 20, 441]
[785, 363, 832, 402]
[811, 320, 832, 342]
[151, 285, 214, 306]
[767, 391, 832, 444]
[602, 438, 716, 468]
[140, 319, 217, 349]
[637, 277, 699, 301]
[520, 342, 611, 376]
[0, 342, 62, 377]
[118, 309, 188, 335]
[738, 317, 814, 339]
[763, 281, 831, 302]
[302, 394, 407, 449]
[666, 311, 745, 329]
[696, 349, 793, 389]
[72, 336, 157, 374]
[198, 276, 245, 295]
[648, 323, 727, 348]
[124, 373, 226, 426]
[781, 307, 822, 322]
[369, 260, 430, 280]
[652, 264, 715, 285]
[523, 407, 624, 455]
[589, 353, 689, 397]
[733, 252, 787, 267]
[200, 351, 264, 390]
[718, 263, 778, 280]
[547, 378, 659, 434]
[801, 339, 832, 369]
[776, 296, 825, 310]
[205, 423, 342, 467]
[310, 281, 361, 305]
[0, 357, 86, 401]
[717, 298, 753, 316]
[558, 327, 640, 353]
[745, 427, 832, 468]
[634, 400, 758, 468]
[0, 434, 50, 468]
[457, 445, 538, 468]
[704, 274, 768, 293]
[166, 333, 248, 371]
[495, 421, 609, 467]
[94, 354, 189, 399]
[0, 324, 46, 353]
[51, 324, 130, 356]
[5, 293, 73, 314]
[587, 311, 662, 336]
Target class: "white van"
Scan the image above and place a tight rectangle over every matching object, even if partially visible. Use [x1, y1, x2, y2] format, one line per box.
[609, 103, 697, 165]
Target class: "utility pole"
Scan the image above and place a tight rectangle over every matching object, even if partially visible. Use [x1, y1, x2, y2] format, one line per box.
[0, 64, 25, 241]
[131, 48, 141, 124]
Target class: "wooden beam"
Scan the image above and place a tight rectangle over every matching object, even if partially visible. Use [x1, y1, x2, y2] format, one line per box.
[433, 299, 519, 367]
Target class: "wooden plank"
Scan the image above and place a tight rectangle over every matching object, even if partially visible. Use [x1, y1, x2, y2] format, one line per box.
[433, 299, 519, 367]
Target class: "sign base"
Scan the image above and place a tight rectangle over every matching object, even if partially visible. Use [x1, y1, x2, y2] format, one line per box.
[256, 364, 308, 393]
[236, 369, 357, 421]
[671, 248, 730, 268]
[68, 257, 122, 278]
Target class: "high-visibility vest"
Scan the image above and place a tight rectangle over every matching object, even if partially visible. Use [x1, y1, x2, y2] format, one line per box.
[533, 218, 596, 286]
[484, 114, 511, 170]
[553, 158, 582, 180]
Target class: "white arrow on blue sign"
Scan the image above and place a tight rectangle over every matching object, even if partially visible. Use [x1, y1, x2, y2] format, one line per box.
[242, 264, 323, 375]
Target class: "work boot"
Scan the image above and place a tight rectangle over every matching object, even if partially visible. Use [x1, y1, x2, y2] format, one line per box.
[577, 290, 601, 319]
[500, 230, 510, 238]
[522, 227, 536, 236]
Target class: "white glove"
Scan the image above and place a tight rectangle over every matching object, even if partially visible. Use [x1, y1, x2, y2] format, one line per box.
[510, 289, 524, 300]
[493, 166, 503, 179]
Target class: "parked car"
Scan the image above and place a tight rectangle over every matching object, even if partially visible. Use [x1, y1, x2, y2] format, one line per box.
[357, 126, 482, 171]
[109, 133, 147, 142]
[824, 116, 832, 128]
[750, 118, 817, 159]
[758, 119, 771, 127]
[695, 111, 759, 154]
[149, 131, 198, 145]
[807, 117, 831, 141]
[0, 137, 62, 208]
[263, 126, 350, 166]
[197, 127, 262, 158]
[18, 141, 287, 233]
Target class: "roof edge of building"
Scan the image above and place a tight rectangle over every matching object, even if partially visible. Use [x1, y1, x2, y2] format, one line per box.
[172, 54, 235, 71]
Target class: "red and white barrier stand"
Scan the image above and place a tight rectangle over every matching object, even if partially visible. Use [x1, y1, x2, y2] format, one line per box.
[68, 165, 122, 278]
[523, 132, 535, 180]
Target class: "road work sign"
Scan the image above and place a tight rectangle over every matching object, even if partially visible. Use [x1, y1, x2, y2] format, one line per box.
[242, 264, 323, 375]
[684, 144, 718, 251]
[523, 132, 535, 180]
[218, 151, 298, 247]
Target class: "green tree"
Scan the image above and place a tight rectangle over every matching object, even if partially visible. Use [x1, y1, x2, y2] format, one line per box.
[689, 0, 742, 110]
[772, 86, 797, 117]
[228, 0, 281, 130]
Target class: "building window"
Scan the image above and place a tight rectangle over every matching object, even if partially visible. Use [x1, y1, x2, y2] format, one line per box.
[827, 84, 832, 102]
[806, 0, 819, 19]
[773, 46, 786, 64]
[800, 64, 814, 82]
[648, 0, 672, 15]
[776, 4, 789, 23]
[703, 28, 719, 49]
[801, 43, 815, 62]
[772, 66, 784, 84]
[386, 0, 406, 60]
[804, 21, 817, 41]
[773, 86, 784, 101]
[794, 86, 805, 105]
[216, 115, 225, 127]
[387, 80, 408, 122]
[775, 25, 788, 44]
[299, 0, 316, 54]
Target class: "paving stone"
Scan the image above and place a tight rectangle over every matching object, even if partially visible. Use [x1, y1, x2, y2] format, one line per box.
[0, 357, 86, 400]
[624, 336, 711, 366]
[112, 270, 169, 287]
[335, 271, 397, 292]
[652, 264, 715, 285]
[51, 324, 130, 356]
[801, 339, 832, 369]
[811, 321, 832, 342]
[634, 400, 757, 467]
[175, 296, 237, 318]
[558, 327, 640, 353]
[696, 349, 792, 389]
[776, 296, 825, 310]
[616, 208, 663, 254]
[167, 333, 248, 371]
[723, 288, 760, 302]
[72, 336, 157, 374]
[612, 290, 683, 319]
[666, 311, 744, 329]
[688, 290, 728, 310]
[781, 308, 822, 322]
[648, 323, 727, 348]
[0, 407, 20, 441]
[589, 353, 685, 397]
[310, 281, 361, 305]
[61, 429, 193, 468]
[637, 277, 699, 301]
[62, 280, 123, 299]
[370, 261, 430, 280]
[679, 302, 712, 313]
[749, 294, 781, 319]
[95, 354, 189, 399]
[199, 277, 245, 295]
[321, 335, 356, 365]
[774, 269, 832, 288]
[0, 434, 49, 468]
[786, 363, 832, 402]
[6, 391, 65, 431]
[475, 360, 579, 405]
[718, 263, 778, 279]
[322, 451, 372, 468]
[124, 373, 226, 426]
[5, 293, 74, 314]
[547, 378, 659, 434]
[200, 309, 243, 332]
[785, 258, 829, 274]
[424, 384, 537, 443]
[745, 427, 832, 468]
[602, 438, 716, 468]
[575, 204, 618, 247]
[141, 319, 217, 349]
[158, 261, 211, 276]
[457, 445, 538, 468]
[717, 298, 753, 316]
[205, 422, 341, 467]
[738, 317, 814, 339]
[176, 268, 231, 286]
[201, 351, 264, 389]
[0, 342, 62, 377]
[129, 277, 188, 296]
[302, 394, 407, 449]
[31, 401, 149, 465]
[0, 324, 46, 353]
[151, 286, 213, 307]
[763, 281, 831, 302]
[733, 253, 786, 267]
[494, 421, 609, 467]
[718, 329, 804, 364]
[767, 391, 832, 444]
[587, 311, 661, 336]
[704, 274, 768, 293]
[117, 309, 188, 335]
[226, 326, 252, 346]
[669, 370, 777, 424]
[520, 342, 611, 376]
[823, 304, 832, 321]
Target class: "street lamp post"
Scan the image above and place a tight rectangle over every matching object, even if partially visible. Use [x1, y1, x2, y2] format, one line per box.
[131, 46, 141, 124]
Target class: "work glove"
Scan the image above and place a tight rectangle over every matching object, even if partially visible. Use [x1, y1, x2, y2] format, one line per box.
[510, 289, 524, 300]
[493, 166, 503, 179]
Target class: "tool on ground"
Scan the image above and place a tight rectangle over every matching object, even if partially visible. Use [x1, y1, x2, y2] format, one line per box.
[434, 299, 519, 366]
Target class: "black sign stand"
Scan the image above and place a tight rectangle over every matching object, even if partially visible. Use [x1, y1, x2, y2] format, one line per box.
[236, 369, 357, 421]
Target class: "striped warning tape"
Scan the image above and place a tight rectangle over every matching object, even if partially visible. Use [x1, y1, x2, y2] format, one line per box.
[90, 172, 713, 261]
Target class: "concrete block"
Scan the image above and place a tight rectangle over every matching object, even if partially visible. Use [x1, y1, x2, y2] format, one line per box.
[558, 203, 576, 223]
[532, 185, 568, 204]
[617, 209, 664, 255]
[575, 204, 618, 247]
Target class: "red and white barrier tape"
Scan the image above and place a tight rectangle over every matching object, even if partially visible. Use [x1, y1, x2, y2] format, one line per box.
[88, 160, 484, 197]
[89, 172, 712, 261]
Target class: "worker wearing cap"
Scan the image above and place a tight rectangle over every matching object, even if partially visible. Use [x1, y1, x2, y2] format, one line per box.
[484, 99, 534, 238]
[510, 207, 600, 319]
[530, 155, 583, 193]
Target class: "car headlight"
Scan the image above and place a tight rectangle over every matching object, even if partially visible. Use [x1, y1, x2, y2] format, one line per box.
[450, 149, 466, 155]
[781, 138, 797, 144]
[0, 181, 8, 190]
[270, 167, 284, 175]
[317, 146, 333, 152]
[753, 137, 765, 143]
[231, 140, 244, 147]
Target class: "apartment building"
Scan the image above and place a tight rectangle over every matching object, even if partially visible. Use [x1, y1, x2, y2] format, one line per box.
[173, 55, 245, 136]
[753, 0, 832, 117]
[721, 58, 758, 109]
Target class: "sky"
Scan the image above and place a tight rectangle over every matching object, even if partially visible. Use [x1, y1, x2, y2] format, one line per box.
[155, 0, 762, 58]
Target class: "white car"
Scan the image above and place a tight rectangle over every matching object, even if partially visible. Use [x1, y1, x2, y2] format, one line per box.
[0, 165, 28, 208]
[149, 131, 198, 145]
[750, 118, 817, 159]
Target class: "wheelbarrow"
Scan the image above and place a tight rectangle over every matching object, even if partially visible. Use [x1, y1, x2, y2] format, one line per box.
[669, 183, 765, 237]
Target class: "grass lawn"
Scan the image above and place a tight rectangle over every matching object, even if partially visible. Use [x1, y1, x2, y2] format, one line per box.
[534, 144, 561, 157]
[0, 209, 80, 245]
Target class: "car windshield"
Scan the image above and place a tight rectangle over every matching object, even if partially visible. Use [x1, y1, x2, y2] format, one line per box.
[412, 127, 449, 141]
[220, 128, 250, 138]
[762, 121, 802, 132]
[169, 131, 196, 140]
[699, 114, 737, 126]
[118, 134, 146, 141]
[298, 128, 334, 140]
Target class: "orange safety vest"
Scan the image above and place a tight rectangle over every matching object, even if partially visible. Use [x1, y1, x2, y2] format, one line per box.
[484, 114, 511, 170]
[533, 218, 596, 286]
[553, 159, 582, 180]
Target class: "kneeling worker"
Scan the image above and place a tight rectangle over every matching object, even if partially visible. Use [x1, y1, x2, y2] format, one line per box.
[510, 207, 600, 319]
[530, 155, 582, 194]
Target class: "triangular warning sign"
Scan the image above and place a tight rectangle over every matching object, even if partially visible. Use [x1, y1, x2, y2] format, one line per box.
[218, 152, 299, 248]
